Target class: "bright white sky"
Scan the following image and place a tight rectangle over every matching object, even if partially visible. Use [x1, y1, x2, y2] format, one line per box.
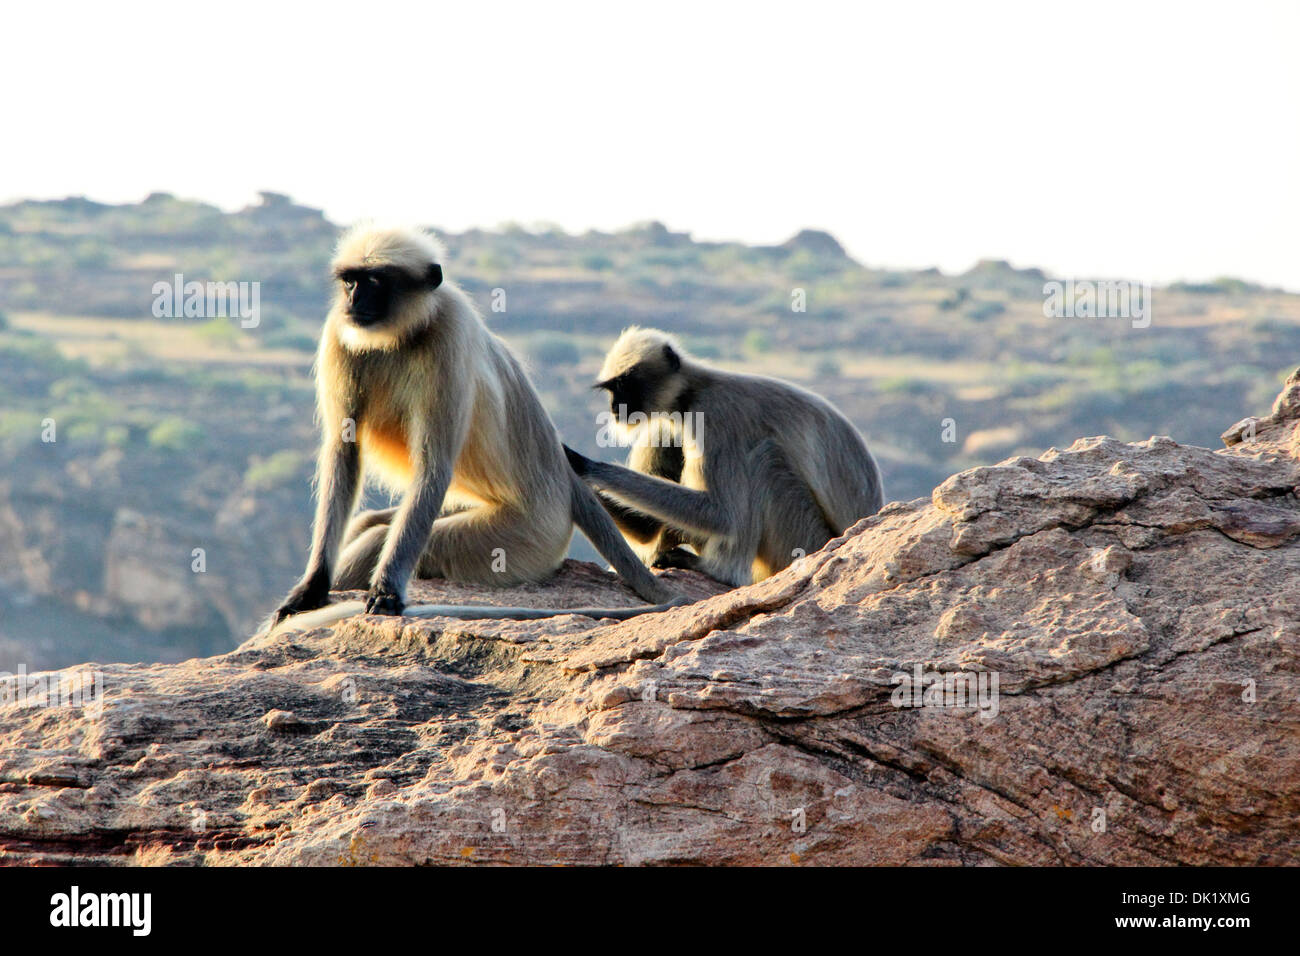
[5, 1, 1298, 289]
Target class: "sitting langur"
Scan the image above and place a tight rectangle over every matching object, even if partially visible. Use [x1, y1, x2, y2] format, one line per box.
[565, 327, 884, 587]
[270, 226, 680, 632]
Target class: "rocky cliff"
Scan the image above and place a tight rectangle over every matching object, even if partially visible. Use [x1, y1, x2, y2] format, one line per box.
[2, 375, 1299, 866]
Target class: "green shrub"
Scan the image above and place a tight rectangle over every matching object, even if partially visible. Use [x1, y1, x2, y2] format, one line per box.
[245, 450, 308, 491]
[743, 329, 772, 355]
[196, 317, 241, 346]
[264, 328, 319, 351]
[814, 356, 843, 377]
[148, 417, 204, 452]
[965, 300, 1006, 321]
[877, 375, 930, 395]
[0, 410, 44, 446]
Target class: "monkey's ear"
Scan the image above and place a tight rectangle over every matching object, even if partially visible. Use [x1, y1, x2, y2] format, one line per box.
[662, 344, 681, 372]
[427, 263, 443, 289]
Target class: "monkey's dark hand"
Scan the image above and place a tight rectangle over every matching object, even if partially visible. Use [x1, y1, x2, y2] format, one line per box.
[364, 586, 406, 616]
[563, 444, 593, 477]
[273, 568, 331, 624]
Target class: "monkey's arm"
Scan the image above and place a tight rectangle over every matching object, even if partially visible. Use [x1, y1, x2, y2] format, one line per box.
[367, 404, 467, 615]
[572, 440, 685, 544]
[621, 437, 685, 541]
[368, 460, 455, 614]
[565, 446, 733, 539]
[274, 435, 361, 623]
[595, 491, 666, 543]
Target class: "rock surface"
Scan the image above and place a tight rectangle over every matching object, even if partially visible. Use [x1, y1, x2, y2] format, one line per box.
[2, 375, 1300, 866]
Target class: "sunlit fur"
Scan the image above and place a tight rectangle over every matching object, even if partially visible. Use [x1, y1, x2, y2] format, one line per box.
[334, 221, 446, 281]
[580, 327, 885, 587]
[598, 326, 693, 434]
[271, 225, 677, 631]
[597, 325, 681, 382]
[329, 223, 447, 352]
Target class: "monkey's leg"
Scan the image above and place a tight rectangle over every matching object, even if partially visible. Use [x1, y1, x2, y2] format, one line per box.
[336, 497, 507, 589]
[334, 525, 390, 590]
[341, 507, 398, 548]
[340, 502, 470, 550]
[416, 503, 570, 588]
[690, 439, 827, 586]
[750, 441, 836, 579]
[652, 546, 702, 571]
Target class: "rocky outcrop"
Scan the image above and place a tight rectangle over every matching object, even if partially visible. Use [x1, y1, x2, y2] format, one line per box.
[2, 375, 1299, 866]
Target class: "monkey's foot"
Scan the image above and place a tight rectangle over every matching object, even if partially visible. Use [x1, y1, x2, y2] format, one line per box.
[652, 547, 703, 572]
[364, 587, 406, 616]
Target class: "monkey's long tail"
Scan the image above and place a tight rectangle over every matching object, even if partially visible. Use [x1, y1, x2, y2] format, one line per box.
[262, 597, 682, 638]
[567, 472, 683, 605]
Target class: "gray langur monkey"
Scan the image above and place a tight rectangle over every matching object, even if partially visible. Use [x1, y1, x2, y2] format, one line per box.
[269, 226, 681, 634]
[564, 327, 884, 587]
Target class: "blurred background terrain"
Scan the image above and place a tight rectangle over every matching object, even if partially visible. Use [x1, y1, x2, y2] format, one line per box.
[1, 191, 1297, 669]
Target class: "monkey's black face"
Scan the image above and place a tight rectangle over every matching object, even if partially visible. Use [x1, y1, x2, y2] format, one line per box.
[597, 345, 683, 421]
[336, 263, 443, 326]
[599, 368, 654, 420]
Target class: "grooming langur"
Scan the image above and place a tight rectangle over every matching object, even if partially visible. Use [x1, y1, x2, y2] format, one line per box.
[565, 327, 884, 587]
[270, 226, 680, 632]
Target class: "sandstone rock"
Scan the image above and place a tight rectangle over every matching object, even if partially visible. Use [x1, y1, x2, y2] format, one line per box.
[1, 376, 1298, 866]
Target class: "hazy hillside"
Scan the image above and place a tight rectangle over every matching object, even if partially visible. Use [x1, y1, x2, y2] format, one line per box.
[1, 192, 1297, 669]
